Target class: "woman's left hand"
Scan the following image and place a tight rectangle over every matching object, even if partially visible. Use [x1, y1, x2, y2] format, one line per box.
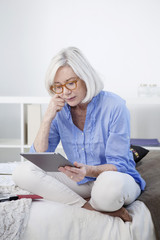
[58, 162, 87, 182]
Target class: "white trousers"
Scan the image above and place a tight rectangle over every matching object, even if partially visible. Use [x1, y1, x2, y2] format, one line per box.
[12, 161, 141, 212]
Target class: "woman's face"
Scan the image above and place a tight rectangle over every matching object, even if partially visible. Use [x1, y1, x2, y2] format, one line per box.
[53, 66, 87, 107]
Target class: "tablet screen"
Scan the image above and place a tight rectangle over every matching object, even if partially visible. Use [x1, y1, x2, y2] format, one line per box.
[20, 152, 74, 172]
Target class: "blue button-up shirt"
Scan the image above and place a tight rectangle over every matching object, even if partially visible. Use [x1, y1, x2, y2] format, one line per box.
[30, 91, 146, 190]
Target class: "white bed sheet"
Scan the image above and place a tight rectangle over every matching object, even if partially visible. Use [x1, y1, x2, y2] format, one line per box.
[23, 199, 156, 240]
[0, 162, 156, 240]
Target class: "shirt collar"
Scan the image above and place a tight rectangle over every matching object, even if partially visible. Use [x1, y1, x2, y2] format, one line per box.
[63, 92, 101, 120]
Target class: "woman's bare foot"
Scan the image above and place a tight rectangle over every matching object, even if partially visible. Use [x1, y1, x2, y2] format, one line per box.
[82, 202, 132, 222]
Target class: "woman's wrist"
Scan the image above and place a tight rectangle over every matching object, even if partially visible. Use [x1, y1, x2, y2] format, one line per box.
[85, 164, 117, 178]
[43, 111, 55, 124]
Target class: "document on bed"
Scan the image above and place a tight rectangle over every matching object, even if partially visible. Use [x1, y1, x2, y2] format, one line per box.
[0, 175, 15, 186]
[0, 162, 20, 175]
[20, 152, 74, 172]
[0, 162, 20, 186]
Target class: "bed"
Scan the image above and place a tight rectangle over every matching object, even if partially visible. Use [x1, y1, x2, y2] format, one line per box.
[0, 150, 159, 240]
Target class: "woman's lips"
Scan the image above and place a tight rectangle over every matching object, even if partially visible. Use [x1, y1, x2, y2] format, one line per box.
[66, 96, 76, 101]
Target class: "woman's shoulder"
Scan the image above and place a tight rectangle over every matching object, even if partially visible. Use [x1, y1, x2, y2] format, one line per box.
[97, 91, 126, 107]
[96, 91, 129, 119]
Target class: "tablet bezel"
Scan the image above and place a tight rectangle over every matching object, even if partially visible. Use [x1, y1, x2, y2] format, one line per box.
[20, 152, 74, 172]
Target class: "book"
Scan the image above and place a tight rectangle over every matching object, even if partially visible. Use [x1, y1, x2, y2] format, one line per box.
[130, 138, 160, 146]
[27, 104, 42, 145]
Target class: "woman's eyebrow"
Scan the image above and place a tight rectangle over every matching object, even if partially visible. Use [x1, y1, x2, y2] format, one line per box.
[54, 77, 77, 84]
[66, 77, 77, 81]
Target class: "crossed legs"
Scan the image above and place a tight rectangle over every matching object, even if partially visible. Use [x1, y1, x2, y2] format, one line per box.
[12, 161, 141, 221]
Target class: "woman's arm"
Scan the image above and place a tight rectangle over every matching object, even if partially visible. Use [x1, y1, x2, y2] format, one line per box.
[34, 95, 65, 152]
[59, 162, 117, 182]
[104, 101, 131, 173]
[85, 163, 117, 177]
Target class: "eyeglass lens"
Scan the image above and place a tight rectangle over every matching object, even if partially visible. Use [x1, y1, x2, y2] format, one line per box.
[52, 79, 78, 93]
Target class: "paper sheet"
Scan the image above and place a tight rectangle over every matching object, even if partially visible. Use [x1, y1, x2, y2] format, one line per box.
[0, 175, 15, 186]
[0, 162, 19, 186]
[0, 162, 19, 174]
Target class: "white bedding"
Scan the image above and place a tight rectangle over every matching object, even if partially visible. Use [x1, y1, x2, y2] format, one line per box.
[0, 162, 156, 240]
[23, 200, 156, 240]
[0, 198, 31, 240]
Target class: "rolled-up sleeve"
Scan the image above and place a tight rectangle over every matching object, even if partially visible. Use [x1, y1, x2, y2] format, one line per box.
[29, 144, 36, 153]
[46, 120, 60, 152]
[105, 101, 131, 173]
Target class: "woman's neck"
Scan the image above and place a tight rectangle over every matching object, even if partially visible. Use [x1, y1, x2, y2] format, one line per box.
[71, 102, 89, 112]
[70, 102, 89, 131]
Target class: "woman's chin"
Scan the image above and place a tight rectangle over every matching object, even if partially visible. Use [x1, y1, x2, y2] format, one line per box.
[66, 97, 78, 106]
[67, 102, 77, 107]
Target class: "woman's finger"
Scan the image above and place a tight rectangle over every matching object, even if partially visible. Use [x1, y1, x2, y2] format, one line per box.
[64, 166, 81, 174]
[74, 162, 84, 167]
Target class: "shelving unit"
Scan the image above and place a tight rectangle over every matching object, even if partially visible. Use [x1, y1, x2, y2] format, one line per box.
[126, 97, 160, 105]
[0, 96, 160, 162]
[0, 138, 21, 148]
[0, 97, 50, 162]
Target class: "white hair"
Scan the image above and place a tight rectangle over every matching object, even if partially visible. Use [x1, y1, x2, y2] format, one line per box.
[45, 47, 104, 103]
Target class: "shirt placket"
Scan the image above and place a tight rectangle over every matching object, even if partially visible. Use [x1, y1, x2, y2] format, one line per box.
[76, 107, 95, 164]
[74, 129, 86, 164]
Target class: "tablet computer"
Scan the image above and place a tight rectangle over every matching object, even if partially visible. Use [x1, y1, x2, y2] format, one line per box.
[20, 152, 74, 172]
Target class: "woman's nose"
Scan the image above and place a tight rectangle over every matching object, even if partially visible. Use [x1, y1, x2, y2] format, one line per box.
[63, 86, 72, 95]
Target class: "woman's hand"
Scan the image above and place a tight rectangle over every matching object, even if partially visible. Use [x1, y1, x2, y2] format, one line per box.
[58, 162, 117, 181]
[44, 95, 65, 122]
[34, 95, 65, 152]
[58, 162, 87, 182]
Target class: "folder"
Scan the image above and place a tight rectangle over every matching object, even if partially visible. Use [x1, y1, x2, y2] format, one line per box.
[27, 104, 41, 145]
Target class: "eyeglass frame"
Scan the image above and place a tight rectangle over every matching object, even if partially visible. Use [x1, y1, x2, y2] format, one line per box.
[50, 77, 79, 94]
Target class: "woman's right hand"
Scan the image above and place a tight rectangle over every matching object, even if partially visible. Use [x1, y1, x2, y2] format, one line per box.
[33, 95, 65, 152]
[44, 95, 65, 122]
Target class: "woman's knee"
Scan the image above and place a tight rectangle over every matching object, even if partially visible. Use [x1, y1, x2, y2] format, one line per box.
[12, 161, 45, 189]
[90, 171, 127, 212]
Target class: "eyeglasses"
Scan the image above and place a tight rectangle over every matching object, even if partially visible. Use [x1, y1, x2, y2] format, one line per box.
[50, 77, 79, 94]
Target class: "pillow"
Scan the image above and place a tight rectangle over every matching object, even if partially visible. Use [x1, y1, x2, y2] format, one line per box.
[130, 144, 149, 163]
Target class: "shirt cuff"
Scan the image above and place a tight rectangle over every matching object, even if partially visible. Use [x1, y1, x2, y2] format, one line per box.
[29, 144, 36, 153]
[114, 164, 128, 173]
[77, 177, 96, 185]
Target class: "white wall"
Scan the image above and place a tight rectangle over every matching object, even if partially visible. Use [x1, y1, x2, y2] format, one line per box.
[0, 0, 160, 150]
[0, 0, 160, 98]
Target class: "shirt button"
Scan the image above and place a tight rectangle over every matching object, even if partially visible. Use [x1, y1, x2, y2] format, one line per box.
[82, 148, 84, 151]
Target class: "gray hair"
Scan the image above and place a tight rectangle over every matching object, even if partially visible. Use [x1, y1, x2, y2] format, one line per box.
[45, 47, 104, 103]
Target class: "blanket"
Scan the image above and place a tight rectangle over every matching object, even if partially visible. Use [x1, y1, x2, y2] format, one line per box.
[0, 186, 32, 240]
[137, 150, 160, 240]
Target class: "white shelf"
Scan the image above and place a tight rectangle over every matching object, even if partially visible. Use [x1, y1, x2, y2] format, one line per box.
[142, 146, 160, 151]
[24, 145, 32, 149]
[0, 96, 50, 104]
[126, 97, 160, 105]
[0, 97, 51, 162]
[1, 96, 159, 105]
[0, 96, 160, 162]
[0, 139, 21, 148]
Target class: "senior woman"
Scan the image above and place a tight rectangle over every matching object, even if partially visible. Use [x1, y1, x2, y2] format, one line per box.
[13, 47, 145, 221]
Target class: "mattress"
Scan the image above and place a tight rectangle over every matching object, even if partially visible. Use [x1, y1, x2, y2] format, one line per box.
[0, 159, 157, 240]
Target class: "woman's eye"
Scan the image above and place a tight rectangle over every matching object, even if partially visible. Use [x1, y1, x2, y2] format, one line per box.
[67, 82, 74, 86]
[56, 86, 62, 89]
